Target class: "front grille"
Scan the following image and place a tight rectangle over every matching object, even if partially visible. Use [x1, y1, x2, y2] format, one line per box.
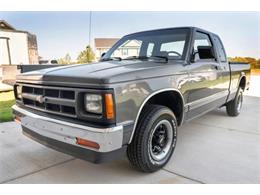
[21, 85, 76, 118]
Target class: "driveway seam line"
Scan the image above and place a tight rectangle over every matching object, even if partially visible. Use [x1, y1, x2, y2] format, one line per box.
[192, 122, 260, 135]
[0, 158, 76, 184]
[162, 168, 205, 184]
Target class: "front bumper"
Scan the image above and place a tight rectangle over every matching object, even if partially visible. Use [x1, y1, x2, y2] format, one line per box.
[12, 105, 126, 163]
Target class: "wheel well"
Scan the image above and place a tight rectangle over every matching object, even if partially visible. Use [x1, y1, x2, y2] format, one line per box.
[145, 91, 183, 126]
[239, 76, 246, 91]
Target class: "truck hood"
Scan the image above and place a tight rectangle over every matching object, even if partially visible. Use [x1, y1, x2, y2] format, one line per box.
[16, 60, 184, 87]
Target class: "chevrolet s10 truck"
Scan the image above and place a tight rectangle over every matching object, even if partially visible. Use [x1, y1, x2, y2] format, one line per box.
[13, 27, 250, 172]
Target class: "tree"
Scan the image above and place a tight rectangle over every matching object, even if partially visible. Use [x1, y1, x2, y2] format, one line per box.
[228, 57, 259, 69]
[244, 57, 257, 69]
[58, 53, 72, 65]
[77, 45, 95, 64]
[257, 59, 260, 69]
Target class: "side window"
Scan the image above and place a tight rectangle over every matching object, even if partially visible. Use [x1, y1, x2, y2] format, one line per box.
[193, 32, 213, 61]
[214, 36, 227, 62]
[193, 32, 212, 50]
[146, 43, 154, 57]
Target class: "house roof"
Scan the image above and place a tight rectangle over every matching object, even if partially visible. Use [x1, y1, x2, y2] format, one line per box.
[0, 20, 16, 30]
[0, 20, 33, 35]
[95, 38, 119, 48]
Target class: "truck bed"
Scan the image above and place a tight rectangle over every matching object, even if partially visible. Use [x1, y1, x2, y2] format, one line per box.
[229, 61, 251, 93]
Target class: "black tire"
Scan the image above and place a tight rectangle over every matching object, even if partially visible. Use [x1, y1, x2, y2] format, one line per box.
[127, 104, 177, 172]
[226, 88, 243, 116]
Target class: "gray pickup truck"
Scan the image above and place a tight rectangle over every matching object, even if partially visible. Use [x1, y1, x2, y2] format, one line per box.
[13, 27, 250, 172]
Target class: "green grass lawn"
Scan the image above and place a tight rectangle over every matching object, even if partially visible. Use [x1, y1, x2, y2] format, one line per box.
[0, 91, 15, 122]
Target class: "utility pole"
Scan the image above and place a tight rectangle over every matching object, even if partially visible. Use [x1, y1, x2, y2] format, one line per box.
[89, 11, 92, 47]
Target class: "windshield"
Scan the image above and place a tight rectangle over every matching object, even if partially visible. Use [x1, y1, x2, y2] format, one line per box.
[103, 28, 190, 61]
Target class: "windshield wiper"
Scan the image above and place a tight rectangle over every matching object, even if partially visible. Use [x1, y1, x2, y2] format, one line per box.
[123, 56, 168, 62]
[149, 56, 168, 62]
[102, 55, 168, 63]
[101, 57, 122, 62]
[123, 56, 148, 60]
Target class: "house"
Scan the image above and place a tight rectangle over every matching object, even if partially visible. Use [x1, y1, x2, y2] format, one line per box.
[0, 20, 39, 82]
[0, 20, 39, 65]
[94, 38, 141, 60]
[95, 38, 119, 60]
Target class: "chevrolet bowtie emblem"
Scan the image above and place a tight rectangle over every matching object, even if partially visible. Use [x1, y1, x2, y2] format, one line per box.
[35, 95, 45, 104]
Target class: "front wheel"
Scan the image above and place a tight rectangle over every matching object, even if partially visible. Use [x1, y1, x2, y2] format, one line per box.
[127, 105, 177, 172]
[226, 88, 243, 116]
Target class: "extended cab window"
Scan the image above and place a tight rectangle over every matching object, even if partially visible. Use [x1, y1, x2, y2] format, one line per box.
[214, 36, 227, 62]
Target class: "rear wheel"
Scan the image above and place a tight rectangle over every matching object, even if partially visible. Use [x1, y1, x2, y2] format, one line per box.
[226, 88, 243, 116]
[127, 105, 177, 172]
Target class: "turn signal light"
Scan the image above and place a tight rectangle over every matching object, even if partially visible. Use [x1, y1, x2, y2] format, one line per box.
[76, 137, 100, 150]
[105, 94, 115, 120]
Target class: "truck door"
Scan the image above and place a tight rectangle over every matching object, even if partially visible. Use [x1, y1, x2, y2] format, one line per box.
[186, 31, 225, 120]
[212, 35, 230, 97]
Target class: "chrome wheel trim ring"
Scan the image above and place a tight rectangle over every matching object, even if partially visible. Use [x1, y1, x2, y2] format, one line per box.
[148, 119, 173, 162]
[237, 92, 243, 113]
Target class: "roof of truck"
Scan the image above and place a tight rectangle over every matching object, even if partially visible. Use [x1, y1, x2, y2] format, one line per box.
[125, 26, 218, 37]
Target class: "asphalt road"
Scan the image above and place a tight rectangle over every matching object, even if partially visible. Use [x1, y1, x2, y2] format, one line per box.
[0, 77, 259, 183]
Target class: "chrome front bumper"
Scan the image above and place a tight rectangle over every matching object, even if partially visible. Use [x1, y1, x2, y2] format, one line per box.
[12, 105, 124, 153]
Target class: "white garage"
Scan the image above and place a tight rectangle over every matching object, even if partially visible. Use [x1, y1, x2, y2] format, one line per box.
[0, 20, 38, 82]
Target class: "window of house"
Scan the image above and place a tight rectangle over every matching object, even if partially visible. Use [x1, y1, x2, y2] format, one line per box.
[122, 48, 128, 56]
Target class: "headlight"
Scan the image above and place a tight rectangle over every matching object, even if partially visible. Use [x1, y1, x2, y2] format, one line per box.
[84, 94, 103, 114]
[16, 85, 22, 99]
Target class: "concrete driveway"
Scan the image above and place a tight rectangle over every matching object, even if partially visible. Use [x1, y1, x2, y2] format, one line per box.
[0, 77, 259, 183]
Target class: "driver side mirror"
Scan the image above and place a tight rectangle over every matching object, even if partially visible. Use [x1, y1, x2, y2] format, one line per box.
[101, 52, 106, 58]
[190, 46, 215, 63]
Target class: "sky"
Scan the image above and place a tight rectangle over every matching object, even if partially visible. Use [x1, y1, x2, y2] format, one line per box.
[0, 11, 259, 60]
